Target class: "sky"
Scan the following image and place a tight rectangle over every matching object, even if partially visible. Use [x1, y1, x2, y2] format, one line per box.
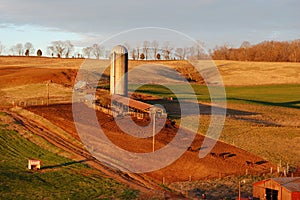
[0, 0, 299, 55]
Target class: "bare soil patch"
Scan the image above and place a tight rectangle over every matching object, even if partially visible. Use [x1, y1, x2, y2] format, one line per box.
[27, 104, 274, 183]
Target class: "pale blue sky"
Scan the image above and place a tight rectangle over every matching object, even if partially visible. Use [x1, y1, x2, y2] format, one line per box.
[0, 0, 299, 55]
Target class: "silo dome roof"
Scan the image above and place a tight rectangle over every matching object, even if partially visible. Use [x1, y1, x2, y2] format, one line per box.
[111, 45, 128, 54]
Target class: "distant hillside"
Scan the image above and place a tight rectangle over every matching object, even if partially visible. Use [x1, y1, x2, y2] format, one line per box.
[0, 57, 299, 88]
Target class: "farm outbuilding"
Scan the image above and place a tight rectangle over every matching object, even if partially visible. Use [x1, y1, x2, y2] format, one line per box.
[253, 177, 300, 200]
[94, 94, 165, 119]
[111, 95, 164, 118]
[28, 159, 41, 170]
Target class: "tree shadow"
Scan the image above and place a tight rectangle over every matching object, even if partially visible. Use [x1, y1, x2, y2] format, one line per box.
[228, 98, 300, 109]
[41, 159, 93, 170]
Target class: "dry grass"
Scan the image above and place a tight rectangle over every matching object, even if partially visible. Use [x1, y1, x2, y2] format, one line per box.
[10, 107, 81, 147]
[1, 57, 299, 164]
[214, 60, 300, 85]
[130, 59, 300, 86]
[0, 56, 84, 69]
[0, 57, 299, 198]
[180, 102, 300, 166]
[2, 83, 72, 100]
[1, 57, 300, 86]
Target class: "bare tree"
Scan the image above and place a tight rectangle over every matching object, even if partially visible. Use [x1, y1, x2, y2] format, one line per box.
[212, 44, 230, 60]
[175, 48, 185, 60]
[239, 41, 251, 61]
[47, 40, 73, 58]
[92, 43, 102, 59]
[15, 43, 24, 56]
[289, 40, 300, 62]
[188, 46, 196, 59]
[209, 39, 300, 62]
[82, 46, 93, 58]
[0, 42, 4, 55]
[24, 42, 34, 56]
[136, 44, 140, 60]
[73, 51, 81, 58]
[183, 47, 189, 59]
[143, 40, 150, 60]
[162, 41, 173, 60]
[195, 40, 207, 59]
[64, 40, 74, 58]
[48, 41, 65, 58]
[131, 48, 137, 60]
[240, 41, 251, 49]
[152, 40, 159, 60]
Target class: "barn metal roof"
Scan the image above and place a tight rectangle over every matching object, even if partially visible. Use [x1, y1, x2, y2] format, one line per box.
[272, 177, 300, 192]
[254, 177, 300, 192]
[112, 95, 161, 112]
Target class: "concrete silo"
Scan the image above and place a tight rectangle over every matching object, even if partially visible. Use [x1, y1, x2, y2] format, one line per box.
[110, 45, 128, 97]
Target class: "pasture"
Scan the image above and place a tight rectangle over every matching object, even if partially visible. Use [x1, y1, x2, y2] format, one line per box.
[0, 112, 139, 200]
[129, 84, 300, 166]
[0, 57, 299, 199]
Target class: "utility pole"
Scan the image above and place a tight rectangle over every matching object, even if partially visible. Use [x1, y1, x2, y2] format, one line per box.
[238, 179, 246, 200]
[238, 181, 241, 200]
[150, 107, 156, 152]
[46, 82, 50, 106]
[46, 80, 52, 106]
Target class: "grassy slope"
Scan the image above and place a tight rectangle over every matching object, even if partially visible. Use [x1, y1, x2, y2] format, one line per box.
[0, 114, 138, 200]
[130, 84, 300, 165]
[130, 84, 300, 104]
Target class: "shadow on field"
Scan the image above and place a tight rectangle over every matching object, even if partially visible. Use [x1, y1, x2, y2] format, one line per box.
[41, 159, 92, 170]
[144, 99, 256, 118]
[229, 98, 300, 109]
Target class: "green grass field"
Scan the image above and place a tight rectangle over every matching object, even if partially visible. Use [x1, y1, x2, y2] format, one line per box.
[130, 84, 300, 107]
[0, 117, 138, 200]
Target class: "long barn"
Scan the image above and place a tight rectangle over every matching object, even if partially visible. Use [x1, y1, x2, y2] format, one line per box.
[94, 94, 164, 119]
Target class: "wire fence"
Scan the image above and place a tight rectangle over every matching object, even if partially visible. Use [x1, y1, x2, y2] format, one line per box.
[5, 96, 73, 108]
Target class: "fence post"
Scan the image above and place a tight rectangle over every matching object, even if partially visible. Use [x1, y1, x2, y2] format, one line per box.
[270, 167, 273, 174]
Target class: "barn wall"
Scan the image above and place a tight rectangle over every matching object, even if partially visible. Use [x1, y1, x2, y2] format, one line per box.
[265, 179, 284, 199]
[265, 179, 282, 190]
[282, 187, 292, 200]
[253, 179, 297, 200]
[253, 184, 265, 199]
[292, 192, 300, 200]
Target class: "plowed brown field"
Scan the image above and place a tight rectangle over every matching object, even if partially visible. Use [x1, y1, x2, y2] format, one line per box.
[27, 104, 274, 183]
